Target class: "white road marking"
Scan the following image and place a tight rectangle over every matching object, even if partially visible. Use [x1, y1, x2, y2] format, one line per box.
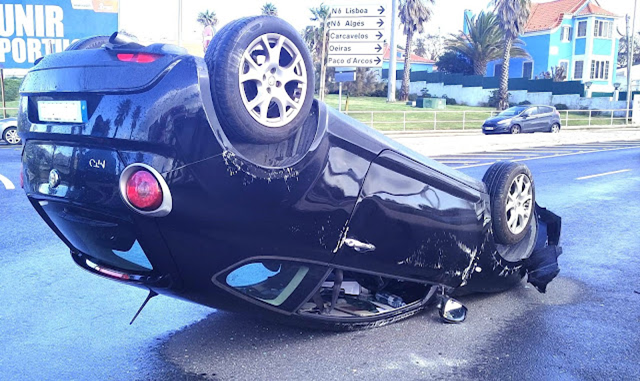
[576, 169, 632, 180]
[0, 174, 15, 190]
[454, 145, 640, 169]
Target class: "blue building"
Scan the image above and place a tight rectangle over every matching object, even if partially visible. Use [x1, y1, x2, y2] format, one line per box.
[484, 0, 621, 92]
[382, 45, 435, 73]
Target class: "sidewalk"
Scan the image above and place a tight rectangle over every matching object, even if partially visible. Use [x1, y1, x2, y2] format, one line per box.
[389, 127, 640, 156]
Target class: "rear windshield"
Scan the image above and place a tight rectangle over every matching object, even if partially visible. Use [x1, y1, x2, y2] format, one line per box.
[498, 106, 527, 117]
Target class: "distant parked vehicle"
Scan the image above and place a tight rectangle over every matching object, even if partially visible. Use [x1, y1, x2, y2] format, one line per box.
[0, 117, 20, 145]
[483, 106, 561, 135]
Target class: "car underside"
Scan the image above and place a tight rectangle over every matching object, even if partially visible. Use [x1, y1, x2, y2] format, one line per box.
[18, 17, 562, 330]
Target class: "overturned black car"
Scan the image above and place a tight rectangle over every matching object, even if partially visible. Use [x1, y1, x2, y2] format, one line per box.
[18, 16, 561, 330]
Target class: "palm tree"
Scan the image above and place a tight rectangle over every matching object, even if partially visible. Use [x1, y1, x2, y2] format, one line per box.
[494, 0, 531, 110]
[307, 4, 331, 98]
[446, 11, 529, 76]
[398, 0, 435, 101]
[197, 10, 218, 29]
[261, 3, 278, 16]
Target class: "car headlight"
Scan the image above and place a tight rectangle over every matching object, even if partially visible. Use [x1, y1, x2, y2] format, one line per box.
[497, 119, 512, 125]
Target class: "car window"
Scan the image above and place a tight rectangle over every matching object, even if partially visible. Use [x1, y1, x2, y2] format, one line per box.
[498, 106, 527, 117]
[541, 106, 553, 114]
[524, 107, 537, 116]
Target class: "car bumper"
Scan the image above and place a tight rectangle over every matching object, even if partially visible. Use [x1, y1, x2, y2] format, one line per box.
[482, 125, 510, 134]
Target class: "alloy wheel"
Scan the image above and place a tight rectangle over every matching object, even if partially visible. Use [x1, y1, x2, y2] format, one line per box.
[511, 125, 520, 134]
[238, 33, 308, 128]
[551, 124, 560, 133]
[505, 174, 532, 235]
[4, 128, 20, 145]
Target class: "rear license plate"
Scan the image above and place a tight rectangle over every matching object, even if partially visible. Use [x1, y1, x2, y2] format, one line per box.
[37, 100, 88, 123]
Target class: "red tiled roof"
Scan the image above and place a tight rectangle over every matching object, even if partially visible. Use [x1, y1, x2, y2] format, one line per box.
[525, 0, 586, 33]
[382, 45, 434, 64]
[577, 3, 617, 17]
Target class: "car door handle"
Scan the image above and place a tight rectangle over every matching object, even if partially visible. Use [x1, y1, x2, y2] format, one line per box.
[344, 238, 376, 253]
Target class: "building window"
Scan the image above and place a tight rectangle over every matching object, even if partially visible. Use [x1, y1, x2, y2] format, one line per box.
[494, 63, 503, 78]
[590, 60, 610, 80]
[523, 62, 533, 79]
[594, 20, 613, 38]
[574, 60, 584, 80]
[577, 21, 587, 37]
[561, 26, 572, 42]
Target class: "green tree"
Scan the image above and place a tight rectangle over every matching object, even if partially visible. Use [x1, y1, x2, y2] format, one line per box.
[197, 10, 218, 29]
[618, 34, 640, 68]
[435, 51, 474, 75]
[494, 0, 531, 109]
[305, 4, 331, 97]
[261, 3, 278, 16]
[414, 37, 427, 57]
[446, 11, 529, 75]
[398, 0, 435, 101]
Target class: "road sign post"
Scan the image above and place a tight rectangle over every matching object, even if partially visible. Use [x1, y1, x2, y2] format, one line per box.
[327, 4, 389, 68]
[334, 69, 356, 112]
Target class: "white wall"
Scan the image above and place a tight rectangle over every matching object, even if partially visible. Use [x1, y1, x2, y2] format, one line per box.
[396, 80, 628, 110]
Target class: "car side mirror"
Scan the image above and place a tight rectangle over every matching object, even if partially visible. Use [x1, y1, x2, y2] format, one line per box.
[438, 297, 467, 324]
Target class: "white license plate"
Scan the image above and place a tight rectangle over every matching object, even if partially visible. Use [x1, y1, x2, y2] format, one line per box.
[38, 100, 88, 123]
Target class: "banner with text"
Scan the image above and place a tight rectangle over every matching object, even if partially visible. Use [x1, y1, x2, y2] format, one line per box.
[0, 0, 118, 69]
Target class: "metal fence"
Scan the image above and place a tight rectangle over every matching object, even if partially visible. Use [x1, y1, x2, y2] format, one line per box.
[343, 109, 634, 132]
[0, 108, 18, 118]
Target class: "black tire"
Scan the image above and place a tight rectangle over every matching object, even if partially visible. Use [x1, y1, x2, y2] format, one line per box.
[510, 125, 521, 134]
[550, 123, 561, 133]
[65, 35, 110, 51]
[205, 16, 315, 144]
[483, 162, 536, 245]
[2, 127, 20, 145]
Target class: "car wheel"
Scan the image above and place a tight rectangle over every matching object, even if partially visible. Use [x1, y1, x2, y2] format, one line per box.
[483, 162, 535, 245]
[510, 125, 521, 134]
[205, 16, 315, 144]
[2, 127, 21, 145]
[550, 123, 560, 133]
[65, 35, 110, 51]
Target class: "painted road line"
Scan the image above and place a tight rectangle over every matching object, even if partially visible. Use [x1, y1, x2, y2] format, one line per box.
[439, 161, 481, 165]
[454, 145, 640, 169]
[576, 169, 632, 180]
[434, 157, 515, 161]
[0, 174, 15, 190]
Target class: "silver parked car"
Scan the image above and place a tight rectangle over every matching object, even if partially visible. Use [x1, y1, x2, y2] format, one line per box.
[0, 117, 20, 145]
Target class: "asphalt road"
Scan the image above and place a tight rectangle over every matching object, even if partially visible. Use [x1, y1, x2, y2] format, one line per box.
[0, 140, 639, 380]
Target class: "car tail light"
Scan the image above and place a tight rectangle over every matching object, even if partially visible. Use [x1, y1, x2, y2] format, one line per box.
[119, 163, 172, 217]
[125, 170, 163, 210]
[20, 163, 24, 189]
[116, 53, 161, 63]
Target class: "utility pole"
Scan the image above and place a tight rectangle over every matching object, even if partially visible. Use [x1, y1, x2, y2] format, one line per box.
[1, 69, 6, 119]
[627, 0, 638, 121]
[177, 0, 183, 47]
[319, 22, 327, 101]
[387, 0, 398, 102]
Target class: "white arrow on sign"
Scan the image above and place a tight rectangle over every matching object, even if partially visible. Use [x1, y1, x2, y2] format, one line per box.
[330, 5, 386, 17]
[329, 30, 386, 43]
[328, 42, 384, 55]
[326, 17, 386, 30]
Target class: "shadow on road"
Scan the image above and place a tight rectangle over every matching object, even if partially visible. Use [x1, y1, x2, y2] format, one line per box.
[154, 279, 583, 381]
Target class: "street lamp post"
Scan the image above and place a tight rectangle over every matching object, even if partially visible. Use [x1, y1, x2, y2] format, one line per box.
[627, 0, 638, 121]
[387, 0, 398, 102]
